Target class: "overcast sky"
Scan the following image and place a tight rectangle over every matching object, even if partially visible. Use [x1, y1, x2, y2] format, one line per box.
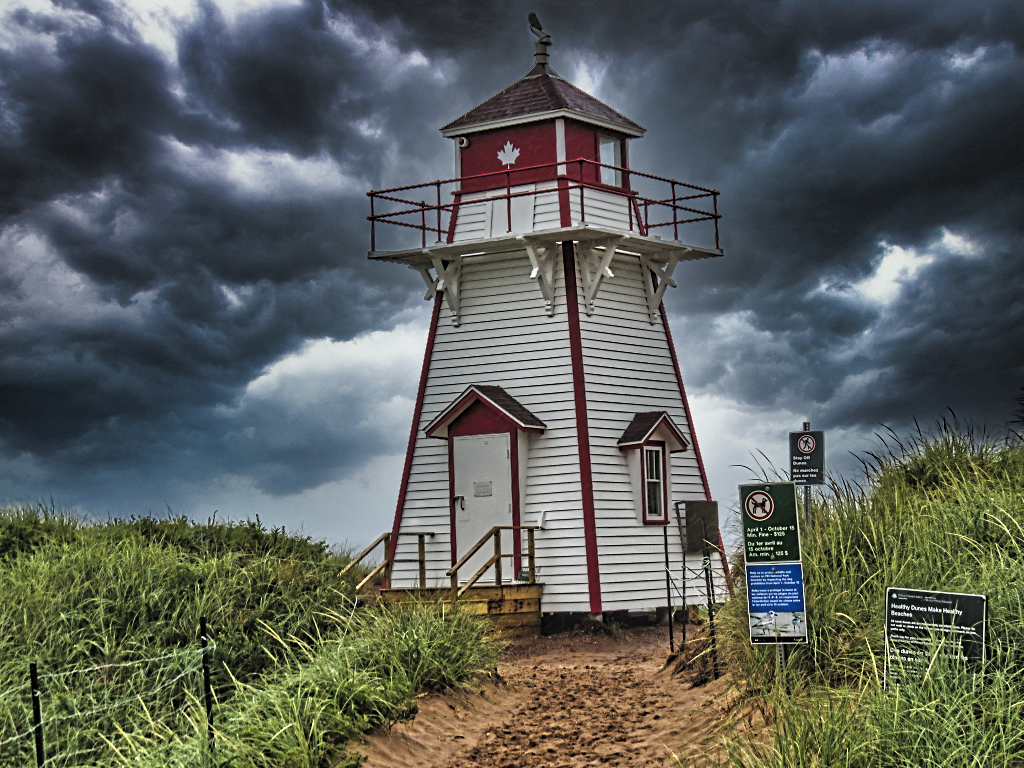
[1, 0, 1021, 549]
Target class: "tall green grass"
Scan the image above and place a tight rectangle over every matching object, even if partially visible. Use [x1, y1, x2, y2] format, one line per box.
[0, 507, 497, 767]
[716, 422, 1024, 767]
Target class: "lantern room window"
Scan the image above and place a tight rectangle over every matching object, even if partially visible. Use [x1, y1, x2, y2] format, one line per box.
[643, 443, 667, 522]
[599, 134, 622, 186]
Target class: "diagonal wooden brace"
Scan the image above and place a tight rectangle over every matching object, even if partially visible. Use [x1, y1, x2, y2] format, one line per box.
[522, 238, 558, 316]
[579, 236, 624, 315]
[430, 254, 463, 325]
[639, 249, 688, 323]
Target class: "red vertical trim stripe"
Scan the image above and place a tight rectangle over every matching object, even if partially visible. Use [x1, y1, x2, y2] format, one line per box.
[562, 241, 603, 614]
[389, 294, 444, 575]
[659, 302, 731, 580]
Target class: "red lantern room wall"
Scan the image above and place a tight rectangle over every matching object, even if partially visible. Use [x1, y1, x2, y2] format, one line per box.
[367, 19, 729, 616]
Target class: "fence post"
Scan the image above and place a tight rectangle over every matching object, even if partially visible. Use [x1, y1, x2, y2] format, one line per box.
[200, 618, 214, 753]
[417, 533, 427, 589]
[663, 525, 674, 653]
[29, 663, 44, 768]
[701, 521, 720, 679]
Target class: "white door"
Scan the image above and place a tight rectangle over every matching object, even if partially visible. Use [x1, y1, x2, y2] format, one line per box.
[453, 433, 513, 584]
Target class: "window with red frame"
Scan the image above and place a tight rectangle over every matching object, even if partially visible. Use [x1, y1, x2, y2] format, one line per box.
[643, 443, 667, 522]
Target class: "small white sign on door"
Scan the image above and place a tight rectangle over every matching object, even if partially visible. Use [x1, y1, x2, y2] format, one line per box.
[473, 481, 493, 497]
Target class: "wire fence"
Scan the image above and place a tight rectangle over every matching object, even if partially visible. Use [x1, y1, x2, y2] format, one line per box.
[0, 624, 216, 768]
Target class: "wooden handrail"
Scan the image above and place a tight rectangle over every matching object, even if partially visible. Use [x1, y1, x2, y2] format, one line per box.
[447, 526, 539, 601]
[340, 531, 436, 590]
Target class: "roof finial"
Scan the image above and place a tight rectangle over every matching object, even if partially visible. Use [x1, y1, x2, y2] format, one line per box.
[528, 13, 552, 70]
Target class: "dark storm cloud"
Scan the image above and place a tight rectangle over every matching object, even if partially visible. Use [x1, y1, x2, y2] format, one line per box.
[1, 0, 1022, 513]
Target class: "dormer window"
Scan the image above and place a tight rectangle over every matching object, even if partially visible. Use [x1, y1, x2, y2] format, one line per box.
[618, 411, 689, 525]
[599, 134, 622, 186]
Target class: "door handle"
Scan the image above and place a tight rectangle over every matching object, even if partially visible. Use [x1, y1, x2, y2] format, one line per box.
[452, 495, 465, 510]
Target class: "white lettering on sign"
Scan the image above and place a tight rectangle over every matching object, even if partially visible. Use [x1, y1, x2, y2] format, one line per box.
[473, 481, 493, 497]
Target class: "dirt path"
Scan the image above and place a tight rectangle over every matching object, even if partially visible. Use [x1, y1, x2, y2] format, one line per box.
[356, 626, 745, 767]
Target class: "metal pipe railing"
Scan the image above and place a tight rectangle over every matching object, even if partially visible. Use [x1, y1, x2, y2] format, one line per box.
[366, 158, 719, 250]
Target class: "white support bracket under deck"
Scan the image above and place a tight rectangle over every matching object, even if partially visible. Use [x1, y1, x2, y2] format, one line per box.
[522, 237, 559, 316]
[412, 252, 464, 325]
[639, 249, 689, 323]
[578, 236, 624, 315]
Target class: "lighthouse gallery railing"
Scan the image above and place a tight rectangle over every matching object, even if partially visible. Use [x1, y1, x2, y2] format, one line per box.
[367, 158, 720, 251]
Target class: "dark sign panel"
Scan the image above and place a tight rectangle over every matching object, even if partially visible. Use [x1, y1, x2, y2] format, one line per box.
[789, 430, 825, 486]
[884, 587, 988, 686]
[747, 563, 808, 643]
[683, 500, 720, 555]
[740, 483, 801, 564]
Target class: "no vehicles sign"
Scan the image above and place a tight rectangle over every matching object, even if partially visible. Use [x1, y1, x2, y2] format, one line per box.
[790, 430, 824, 486]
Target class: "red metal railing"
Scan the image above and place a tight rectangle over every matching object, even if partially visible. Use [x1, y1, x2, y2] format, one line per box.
[367, 159, 720, 251]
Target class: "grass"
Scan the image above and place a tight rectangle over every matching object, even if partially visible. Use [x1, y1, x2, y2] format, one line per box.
[0, 508, 498, 767]
[710, 419, 1024, 768]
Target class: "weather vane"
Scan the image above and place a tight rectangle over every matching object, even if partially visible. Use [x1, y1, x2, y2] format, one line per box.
[528, 13, 552, 69]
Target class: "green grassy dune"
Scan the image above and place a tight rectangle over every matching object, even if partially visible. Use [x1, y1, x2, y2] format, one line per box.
[716, 423, 1024, 767]
[0, 512, 497, 768]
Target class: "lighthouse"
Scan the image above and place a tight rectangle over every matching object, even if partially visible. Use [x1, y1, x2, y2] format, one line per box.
[368, 18, 729, 622]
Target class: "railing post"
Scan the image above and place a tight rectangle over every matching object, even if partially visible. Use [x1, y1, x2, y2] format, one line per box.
[417, 533, 427, 589]
[506, 170, 512, 233]
[527, 528, 536, 584]
[579, 160, 585, 223]
[369, 194, 376, 252]
[436, 182, 442, 243]
[494, 531, 502, 586]
[451, 572, 458, 603]
[671, 182, 678, 241]
[421, 202, 427, 247]
[713, 193, 720, 249]
[383, 533, 393, 589]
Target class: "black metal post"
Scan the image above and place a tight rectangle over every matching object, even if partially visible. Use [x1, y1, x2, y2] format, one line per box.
[663, 525, 674, 653]
[803, 420, 812, 531]
[200, 618, 214, 752]
[701, 521, 720, 680]
[29, 663, 44, 768]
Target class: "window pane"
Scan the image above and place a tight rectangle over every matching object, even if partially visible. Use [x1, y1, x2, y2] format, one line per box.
[645, 448, 661, 481]
[599, 135, 620, 186]
[647, 480, 663, 518]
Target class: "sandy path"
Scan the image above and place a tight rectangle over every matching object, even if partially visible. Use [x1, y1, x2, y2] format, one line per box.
[356, 626, 743, 767]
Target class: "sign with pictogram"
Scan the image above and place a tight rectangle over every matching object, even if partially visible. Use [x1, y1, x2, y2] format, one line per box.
[740, 483, 801, 564]
[741, 483, 807, 644]
[790, 430, 824, 485]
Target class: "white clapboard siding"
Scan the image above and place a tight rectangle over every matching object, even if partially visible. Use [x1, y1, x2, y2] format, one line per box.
[573, 252, 724, 612]
[393, 252, 596, 612]
[451, 182, 562, 242]
[564, 187, 639, 232]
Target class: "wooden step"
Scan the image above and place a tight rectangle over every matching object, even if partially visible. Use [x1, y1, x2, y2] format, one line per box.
[381, 584, 543, 636]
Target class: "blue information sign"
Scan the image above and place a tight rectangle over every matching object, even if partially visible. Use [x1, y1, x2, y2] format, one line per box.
[747, 563, 808, 643]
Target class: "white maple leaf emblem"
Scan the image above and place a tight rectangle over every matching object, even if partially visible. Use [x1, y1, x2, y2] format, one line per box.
[497, 141, 520, 166]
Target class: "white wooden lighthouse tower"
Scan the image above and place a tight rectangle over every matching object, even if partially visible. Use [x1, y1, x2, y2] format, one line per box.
[368, 20, 730, 619]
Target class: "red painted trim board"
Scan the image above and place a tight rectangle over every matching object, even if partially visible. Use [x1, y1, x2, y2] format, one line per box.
[388, 294, 444, 579]
[562, 241, 603, 613]
[659, 302, 731, 580]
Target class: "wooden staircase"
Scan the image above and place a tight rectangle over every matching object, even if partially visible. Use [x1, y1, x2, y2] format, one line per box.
[341, 526, 543, 637]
